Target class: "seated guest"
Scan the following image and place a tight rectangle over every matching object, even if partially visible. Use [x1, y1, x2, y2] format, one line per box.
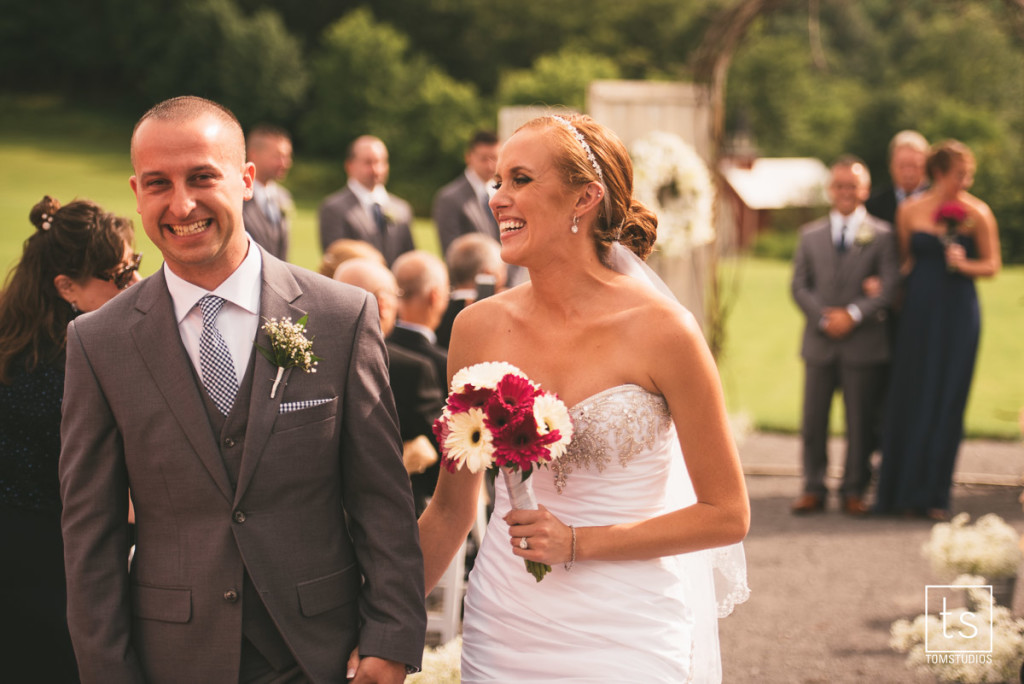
[319, 238, 387, 277]
[436, 233, 507, 349]
[389, 251, 450, 387]
[389, 251, 450, 510]
[0, 195, 139, 683]
[333, 258, 444, 513]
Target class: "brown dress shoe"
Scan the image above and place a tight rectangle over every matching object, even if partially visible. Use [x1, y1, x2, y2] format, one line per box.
[843, 496, 869, 516]
[791, 494, 825, 514]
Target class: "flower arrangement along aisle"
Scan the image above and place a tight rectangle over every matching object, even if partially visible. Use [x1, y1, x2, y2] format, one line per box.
[406, 637, 462, 684]
[891, 584, 1024, 684]
[433, 362, 573, 581]
[924, 513, 1022, 584]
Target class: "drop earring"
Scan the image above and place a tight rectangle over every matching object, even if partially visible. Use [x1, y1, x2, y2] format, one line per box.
[70, 301, 81, 315]
[571, 215, 579, 234]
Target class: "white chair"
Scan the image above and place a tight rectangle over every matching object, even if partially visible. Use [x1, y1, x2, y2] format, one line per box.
[425, 491, 490, 643]
[426, 539, 467, 644]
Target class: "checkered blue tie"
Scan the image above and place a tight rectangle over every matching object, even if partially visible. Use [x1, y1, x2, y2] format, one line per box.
[198, 295, 239, 416]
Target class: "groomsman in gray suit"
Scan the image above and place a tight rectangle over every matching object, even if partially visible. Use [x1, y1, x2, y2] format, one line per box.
[318, 136, 415, 266]
[433, 131, 500, 252]
[242, 124, 294, 261]
[60, 96, 424, 683]
[433, 131, 523, 286]
[790, 156, 899, 516]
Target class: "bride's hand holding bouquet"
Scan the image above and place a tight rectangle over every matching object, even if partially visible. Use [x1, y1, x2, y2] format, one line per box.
[433, 362, 573, 581]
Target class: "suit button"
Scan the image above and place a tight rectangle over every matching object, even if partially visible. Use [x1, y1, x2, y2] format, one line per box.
[223, 589, 239, 603]
[233, 510, 246, 523]
[223, 437, 236, 448]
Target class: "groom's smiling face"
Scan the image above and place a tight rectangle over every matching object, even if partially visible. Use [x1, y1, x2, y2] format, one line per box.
[130, 113, 254, 289]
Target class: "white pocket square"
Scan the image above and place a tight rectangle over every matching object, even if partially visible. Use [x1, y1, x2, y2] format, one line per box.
[279, 398, 333, 414]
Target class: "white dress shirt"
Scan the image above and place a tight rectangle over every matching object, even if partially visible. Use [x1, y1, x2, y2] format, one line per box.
[464, 168, 492, 206]
[829, 206, 867, 249]
[827, 206, 868, 324]
[165, 239, 263, 383]
[347, 178, 390, 224]
[394, 320, 437, 345]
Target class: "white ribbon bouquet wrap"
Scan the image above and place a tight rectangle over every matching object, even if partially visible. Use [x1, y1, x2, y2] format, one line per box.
[433, 362, 573, 581]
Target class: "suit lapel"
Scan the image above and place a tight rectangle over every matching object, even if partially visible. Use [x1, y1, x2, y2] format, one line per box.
[344, 192, 379, 245]
[131, 272, 235, 502]
[463, 178, 499, 239]
[813, 220, 839, 279]
[235, 252, 305, 501]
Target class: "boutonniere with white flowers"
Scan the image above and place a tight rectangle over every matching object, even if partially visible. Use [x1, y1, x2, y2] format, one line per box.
[255, 314, 322, 398]
[853, 224, 875, 246]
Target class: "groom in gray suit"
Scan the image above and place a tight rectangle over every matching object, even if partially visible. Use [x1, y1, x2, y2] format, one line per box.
[790, 156, 899, 516]
[60, 96, 425, 683]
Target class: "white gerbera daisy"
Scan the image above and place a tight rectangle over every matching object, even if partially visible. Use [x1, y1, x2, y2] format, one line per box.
[533, 393, 573, 461]
[443, 408, 494, 473]
[451, 361, 528, 393]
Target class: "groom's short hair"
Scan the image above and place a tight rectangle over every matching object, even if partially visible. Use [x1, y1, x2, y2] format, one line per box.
[131, 96, 246, 169]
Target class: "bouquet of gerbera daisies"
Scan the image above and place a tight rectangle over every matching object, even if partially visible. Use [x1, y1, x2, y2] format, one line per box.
[433, 362, 573, 581]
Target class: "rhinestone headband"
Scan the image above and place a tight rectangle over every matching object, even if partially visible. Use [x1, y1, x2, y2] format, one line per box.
[551, 115, 604, 182]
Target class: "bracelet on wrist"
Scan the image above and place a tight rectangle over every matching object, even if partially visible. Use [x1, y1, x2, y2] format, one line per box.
[564, 524, 576, 571]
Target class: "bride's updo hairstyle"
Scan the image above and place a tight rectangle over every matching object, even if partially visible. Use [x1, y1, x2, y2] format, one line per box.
[518, 114, 658, 261]
[925, 139, 975, 183]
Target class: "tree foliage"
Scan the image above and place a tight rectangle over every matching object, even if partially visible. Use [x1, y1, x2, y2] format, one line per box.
[300, 9, 485, 208]
[1, 0, 1022, 256]
[497, 48, 621, 112]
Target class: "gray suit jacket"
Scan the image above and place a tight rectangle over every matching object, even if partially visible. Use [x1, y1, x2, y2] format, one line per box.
[60, 248, 425, 683]
[318, 187, 414, 265]
[791, 214, 899, 366]
[242, 186, 291, 261]
[433, 173, 499, 253]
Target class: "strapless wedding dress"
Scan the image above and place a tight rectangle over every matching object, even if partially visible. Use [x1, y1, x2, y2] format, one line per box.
[461, 385, 748, 683]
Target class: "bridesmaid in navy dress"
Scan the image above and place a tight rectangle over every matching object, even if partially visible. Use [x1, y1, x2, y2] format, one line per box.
[875, 140, 1001, 520]
[0, 196, 138, 682]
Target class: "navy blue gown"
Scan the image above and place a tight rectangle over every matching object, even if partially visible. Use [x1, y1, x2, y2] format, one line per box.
[875, 231, 980, 514]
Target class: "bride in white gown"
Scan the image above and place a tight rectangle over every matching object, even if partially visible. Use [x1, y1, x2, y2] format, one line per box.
[418, 113, 750, 683]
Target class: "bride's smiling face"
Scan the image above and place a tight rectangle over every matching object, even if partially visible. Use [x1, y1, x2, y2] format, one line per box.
[489, 127, 578, 265]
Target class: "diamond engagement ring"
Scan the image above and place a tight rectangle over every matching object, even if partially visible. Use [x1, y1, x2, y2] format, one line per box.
[519, 536, 529, 550]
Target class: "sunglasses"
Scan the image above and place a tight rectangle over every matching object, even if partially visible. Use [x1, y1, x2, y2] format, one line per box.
[98, 253, 143, 290]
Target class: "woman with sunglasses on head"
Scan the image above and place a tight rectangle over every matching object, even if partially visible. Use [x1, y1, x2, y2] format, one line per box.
[0, 195, 138, 682]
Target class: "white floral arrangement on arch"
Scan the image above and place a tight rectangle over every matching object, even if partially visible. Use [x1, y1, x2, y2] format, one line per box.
[891, 578, 1024, 683]
[923, 513, 1022, 580]
[630, 131, 715, 257]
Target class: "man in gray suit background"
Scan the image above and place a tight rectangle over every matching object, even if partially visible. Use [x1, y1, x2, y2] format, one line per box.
[432, 130, 500, 253]
[318, 136, 414, 266]
[790, 156, 899, 517]
[60, 96, 424, 683]
[432, 131, 523, 286]
[242, 124, 294, 262]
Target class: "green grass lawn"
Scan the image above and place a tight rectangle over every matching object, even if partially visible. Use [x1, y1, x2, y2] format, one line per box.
[2, 97, 1019, 439]
[717, 257, 1024, 440]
